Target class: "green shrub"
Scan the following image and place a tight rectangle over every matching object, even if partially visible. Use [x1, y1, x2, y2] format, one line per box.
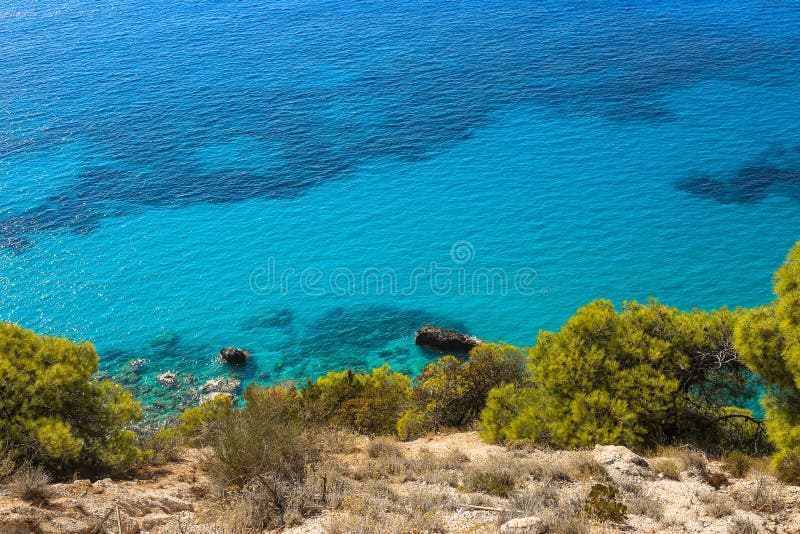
[146, 428, 183, 465]
[479, 300, 751, 451]
[723, 450, 754, 478]
[584, 484, 626, 522]
[175, 394, 233, 445]
[773, 449, 800, 485]
[0, 443, 15, 483]
[303, 364, 411, 435]
[735, 241, 800, 461]
[398, 343, 526, 440]
[206, 383, 319, 528]
[0, 323, 143, 475]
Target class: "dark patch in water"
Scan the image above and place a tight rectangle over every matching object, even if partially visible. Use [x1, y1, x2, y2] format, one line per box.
[678, 165, 800, 204]
[1, 1, 791, 248]
[242, 309, 295, 330]
[272, 305, 466, 379]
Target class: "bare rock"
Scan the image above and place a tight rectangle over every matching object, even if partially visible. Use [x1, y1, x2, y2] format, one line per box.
[414, 325, 484, 353]
[500, 516, 545, 533]
[219, 347, 249, 365]
[157, 371, 178, 388]
[200, 377, 241, 395]
[128, 358, 147, 372]
[593, 444, 651, 481]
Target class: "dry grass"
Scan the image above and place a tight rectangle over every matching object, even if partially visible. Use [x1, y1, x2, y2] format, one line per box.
[8, 465, 50, 502]
[656, 446, 708, 472]
[732, 472, 784, 513]
[527, 457, 573, 482]
[699, 491, 735, 518]
[774, 450, 800, 485]
[728, 516, 760, 534]
[722, 451, 754, 479]
[365, 436, 402, 459]
[623, 485, 664, 521]
[651, 458, 682, 480]
[564, 451, 610, 482]
[463, 455, 518, 497]
[0, 443, 15, 483]
[510, 484, 589, 534]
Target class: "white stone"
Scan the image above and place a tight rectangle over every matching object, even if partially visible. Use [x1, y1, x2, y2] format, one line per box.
[499, 516, 545, 533]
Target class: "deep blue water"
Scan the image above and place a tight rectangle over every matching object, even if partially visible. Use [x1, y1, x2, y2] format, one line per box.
[2, 0, 800, 414]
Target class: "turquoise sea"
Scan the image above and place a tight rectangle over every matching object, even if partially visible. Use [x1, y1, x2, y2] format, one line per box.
[2, 1, 800, 415]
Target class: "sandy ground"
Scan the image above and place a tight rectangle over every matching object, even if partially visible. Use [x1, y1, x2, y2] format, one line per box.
[1, 432, 798, 533]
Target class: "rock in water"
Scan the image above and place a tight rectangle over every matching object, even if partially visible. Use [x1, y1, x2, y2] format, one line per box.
[200, 377, 241, 395]
[414, 325, 484, 353]
[219, 347, 249, 365]
[157, 371, 178, 388]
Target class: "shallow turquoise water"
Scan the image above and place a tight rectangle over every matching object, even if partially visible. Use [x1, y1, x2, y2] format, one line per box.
[1, 0, 800, 414]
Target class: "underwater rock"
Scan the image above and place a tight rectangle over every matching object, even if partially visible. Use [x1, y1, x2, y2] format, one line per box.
[414, 325, 484, 353]
[151, 331, 180, 349]
[128, 359, 147, 372]
[219, 347, 249, 365]
[157, 371, 178, 388]
[200, 377, 241, 395]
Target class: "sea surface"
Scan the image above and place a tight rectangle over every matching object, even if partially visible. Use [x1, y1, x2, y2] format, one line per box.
[2, 0, 800, 414]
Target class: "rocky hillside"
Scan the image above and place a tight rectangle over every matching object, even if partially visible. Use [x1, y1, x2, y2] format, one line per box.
[1, 432, 798, 533]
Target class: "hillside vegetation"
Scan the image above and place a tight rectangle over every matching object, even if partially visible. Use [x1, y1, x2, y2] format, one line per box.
[3, 241, 800, 532]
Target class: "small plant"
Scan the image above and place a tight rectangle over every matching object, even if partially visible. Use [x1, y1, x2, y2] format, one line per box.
[146, 428, 183, 465]
[464, 456, 517, 497]
[584, 484, 626, 522]
[624, 486, 663, 521]
[0, 443, 16, 482]
[365, 436, 402, 459]
[8, 465, 51, 502]
[728, 516, 760, 534]
[723, 451, 754, 478]
[566, 452, 610, 482]
[703, 493, 734, 518]
[652, 458, 681, 480]
[773, 449, 800, 485]
[733, 473, 784, 513]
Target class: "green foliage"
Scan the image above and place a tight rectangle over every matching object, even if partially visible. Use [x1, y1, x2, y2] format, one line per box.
[722, 450, 754, 478]
[302, 364, 411, 435]
[585, 484, 626, 522]
[735, 241, 800, 454]
[397, 343, 526, 440]
[0, 443, 16, 483]
[175, 394, 233, 445]
[207, 383, 315, 490]
[773, 449, 800, 485]
[479, 300, 752, 451]
[0, 323, 143, 475]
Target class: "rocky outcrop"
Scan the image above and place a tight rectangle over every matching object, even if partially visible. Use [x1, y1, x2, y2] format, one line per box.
[157, 371, 178, 388]
[414, 325, 484, 353]
[199, 377, 241, 404]
[200, 377, 241, 395]
[592, 444, 651, 483]
[219, 347, 249, 365]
